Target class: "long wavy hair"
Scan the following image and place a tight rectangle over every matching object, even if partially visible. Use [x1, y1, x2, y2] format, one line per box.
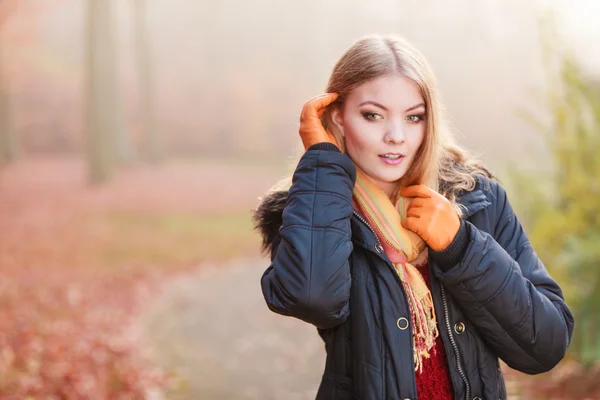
[267, 34, 493, 215]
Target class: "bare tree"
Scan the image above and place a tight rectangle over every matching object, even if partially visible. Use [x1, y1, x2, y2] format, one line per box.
[86, 0, 120, 183]
[0, 3, 18, 166]
[0, 58, 17, 165]
[133, 0, 161, 163]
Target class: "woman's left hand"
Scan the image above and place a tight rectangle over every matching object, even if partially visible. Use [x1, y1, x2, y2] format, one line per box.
[400, 185, 460, 251]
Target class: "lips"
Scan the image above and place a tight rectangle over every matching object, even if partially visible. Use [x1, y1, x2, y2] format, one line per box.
[379, 153, 405, 165]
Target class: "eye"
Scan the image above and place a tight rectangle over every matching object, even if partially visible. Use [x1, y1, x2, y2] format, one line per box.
[407, 114, 426, 123]
[362, 112, 382, 121]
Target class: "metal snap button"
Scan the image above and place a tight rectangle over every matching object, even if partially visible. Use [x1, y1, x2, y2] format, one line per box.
[472, 397, 482, 400]
[397, 317, 409, 330]
[454, 321, 466, 334]
[375, 243, 384, 253]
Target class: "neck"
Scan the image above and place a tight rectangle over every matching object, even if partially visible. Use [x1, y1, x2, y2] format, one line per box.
[377, 180, 400, 200]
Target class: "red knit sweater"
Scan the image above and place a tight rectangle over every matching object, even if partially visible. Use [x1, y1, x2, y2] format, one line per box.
[414, 261, 454, 400]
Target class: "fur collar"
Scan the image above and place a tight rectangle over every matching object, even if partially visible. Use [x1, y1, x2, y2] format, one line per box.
[252, 190, 289, 257]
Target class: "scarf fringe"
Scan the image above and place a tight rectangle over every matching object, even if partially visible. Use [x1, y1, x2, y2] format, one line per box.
[398, 263, 439, 374]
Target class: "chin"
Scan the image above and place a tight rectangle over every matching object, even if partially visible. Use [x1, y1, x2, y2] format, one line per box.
[370, 170, 406, 184]
[381, 167, 408, 180]
[352, 157, 408, 183]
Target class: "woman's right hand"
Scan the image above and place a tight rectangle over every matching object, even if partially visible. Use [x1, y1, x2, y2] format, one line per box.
[299, 93, 340, 150]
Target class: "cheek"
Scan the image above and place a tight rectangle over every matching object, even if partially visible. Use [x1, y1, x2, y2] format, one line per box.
[343, 115, 380, 151]
[345, 130, 372, 155]
[409, 125, 426, 149]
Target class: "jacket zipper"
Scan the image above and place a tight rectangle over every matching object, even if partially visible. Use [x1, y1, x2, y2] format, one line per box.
[353, 210, 471, 400]
[440, 284, 471, 400]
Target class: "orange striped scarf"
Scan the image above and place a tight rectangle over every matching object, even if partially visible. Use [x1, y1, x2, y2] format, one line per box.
[353, 168, 439, 374]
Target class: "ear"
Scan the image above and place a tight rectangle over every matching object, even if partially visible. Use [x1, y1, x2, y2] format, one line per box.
[331, 106, 344, 136]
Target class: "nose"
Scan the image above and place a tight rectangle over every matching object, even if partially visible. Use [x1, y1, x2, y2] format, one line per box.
[383, 122, 406, 144]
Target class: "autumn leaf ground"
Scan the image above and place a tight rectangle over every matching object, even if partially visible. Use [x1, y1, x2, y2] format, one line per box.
[0, 155, 282, 398]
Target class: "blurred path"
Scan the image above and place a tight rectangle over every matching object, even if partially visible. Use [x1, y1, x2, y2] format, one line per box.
[140, 258, 325, 400]
[141, 258, 523, 400]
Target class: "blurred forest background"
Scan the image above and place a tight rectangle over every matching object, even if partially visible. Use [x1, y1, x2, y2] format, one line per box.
[0, 0, 598, 398]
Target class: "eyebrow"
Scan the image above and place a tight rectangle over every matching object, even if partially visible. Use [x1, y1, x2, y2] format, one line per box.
[358, 101, 425, 112]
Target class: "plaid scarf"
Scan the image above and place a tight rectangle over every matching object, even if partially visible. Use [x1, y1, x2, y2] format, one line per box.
[352, 168, 439, 374]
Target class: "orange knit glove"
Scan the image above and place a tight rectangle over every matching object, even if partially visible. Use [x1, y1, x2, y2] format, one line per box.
[299, 93, 340, 150]
[400, 185, 461, 252]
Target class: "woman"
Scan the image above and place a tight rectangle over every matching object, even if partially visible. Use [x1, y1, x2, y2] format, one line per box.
[253, 34, 574, 400]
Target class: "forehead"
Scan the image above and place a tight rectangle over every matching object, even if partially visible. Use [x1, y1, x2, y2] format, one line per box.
[348, 74, 423, 108]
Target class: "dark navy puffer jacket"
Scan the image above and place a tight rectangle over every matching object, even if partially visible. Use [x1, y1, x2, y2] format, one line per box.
[254, 143, 574, 400]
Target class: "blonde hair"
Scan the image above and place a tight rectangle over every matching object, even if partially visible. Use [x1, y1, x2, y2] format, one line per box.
[269, 34, 493, 215]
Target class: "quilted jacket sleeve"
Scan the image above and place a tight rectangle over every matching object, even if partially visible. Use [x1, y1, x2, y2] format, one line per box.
[432, 179, 575, 374]
[260, 143, 356, 329]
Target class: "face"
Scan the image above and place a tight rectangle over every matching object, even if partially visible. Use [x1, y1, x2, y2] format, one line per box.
[332, 74, 427, 198]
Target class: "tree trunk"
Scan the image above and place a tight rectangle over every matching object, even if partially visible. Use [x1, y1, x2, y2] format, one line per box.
[86, 0, 119, 183]
[0, 45, 17, 166]
[133, 0, 161, 164]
